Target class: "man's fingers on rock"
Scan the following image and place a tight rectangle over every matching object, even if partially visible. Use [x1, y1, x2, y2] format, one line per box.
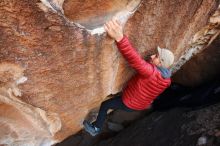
[112, 20, 120, 29]
[111, 21, 119, 30]
[104, 24, 108, 31]
[115, 19, 121, 25]
[109, 21, 115, 28]
[105, 23, 111, 30]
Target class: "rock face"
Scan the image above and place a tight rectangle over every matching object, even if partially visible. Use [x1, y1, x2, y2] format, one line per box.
[173, 31, 220, 86]
[0, 63, 61, 146]
[96, 103, 220, 146]
[0, 0, 219, 145]
[63, 0, 141, 30]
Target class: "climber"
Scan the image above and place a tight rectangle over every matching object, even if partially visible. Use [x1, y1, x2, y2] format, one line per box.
[83, 19, 175, 136]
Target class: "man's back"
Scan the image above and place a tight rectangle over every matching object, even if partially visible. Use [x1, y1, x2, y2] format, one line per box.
[116, 36, 171, 110]
[122, 65, 171, 110]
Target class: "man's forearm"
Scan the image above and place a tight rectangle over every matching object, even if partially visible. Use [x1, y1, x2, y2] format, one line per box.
[116, 36, 154, 77]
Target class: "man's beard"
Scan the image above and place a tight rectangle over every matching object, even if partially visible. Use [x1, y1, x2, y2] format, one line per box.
[145, 57, 152, 63]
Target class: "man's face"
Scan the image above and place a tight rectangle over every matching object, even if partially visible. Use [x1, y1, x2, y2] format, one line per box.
[149, 53, 161, 66]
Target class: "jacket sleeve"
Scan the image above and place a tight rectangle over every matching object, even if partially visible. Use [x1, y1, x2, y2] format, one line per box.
[116, 36, 154, 77]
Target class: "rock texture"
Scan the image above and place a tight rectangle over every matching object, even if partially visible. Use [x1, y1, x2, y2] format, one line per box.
[63, 0, 141, 30]
[0, 63, 61, 146]
[0, 0, 219, 145]
[96, 103, 220, 146]
[173, 34, 220, 86]
[171, 5, 220, 74]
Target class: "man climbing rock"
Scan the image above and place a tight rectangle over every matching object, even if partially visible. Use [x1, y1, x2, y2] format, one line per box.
[83, 19, 175, 136]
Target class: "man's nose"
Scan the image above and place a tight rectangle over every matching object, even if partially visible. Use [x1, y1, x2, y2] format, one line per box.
[150, 54, 155, 59]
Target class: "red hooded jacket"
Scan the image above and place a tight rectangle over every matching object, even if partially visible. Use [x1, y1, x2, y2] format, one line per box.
[116, 36, 171, 110]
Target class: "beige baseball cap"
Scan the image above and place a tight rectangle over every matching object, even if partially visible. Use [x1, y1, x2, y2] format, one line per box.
[157, 46, 174, 68]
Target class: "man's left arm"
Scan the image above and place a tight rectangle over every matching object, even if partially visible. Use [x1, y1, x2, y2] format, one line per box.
[104, 19, 154, 77]
[116, 35, 154, 77]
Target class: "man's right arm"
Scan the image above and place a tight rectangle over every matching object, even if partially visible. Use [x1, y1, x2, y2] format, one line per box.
[116, 36, 154, 77]
[104, 19, 154, 77]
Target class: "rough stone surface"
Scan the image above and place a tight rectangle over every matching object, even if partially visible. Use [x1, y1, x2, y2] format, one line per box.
[96, 103, 220, 146]
[171, 5, 220, 74]
[173, 34, 220, 86]
[63, 0, 136, 29]
[0, 0, 219, 145]
[0, 62, 61, 146]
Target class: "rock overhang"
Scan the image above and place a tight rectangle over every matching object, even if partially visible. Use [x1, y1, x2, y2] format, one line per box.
[40, 0, 142, 35]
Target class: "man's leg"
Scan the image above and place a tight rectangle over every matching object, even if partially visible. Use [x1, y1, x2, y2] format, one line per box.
[94, 96, 133, 129]
[83, 96, 133, 136]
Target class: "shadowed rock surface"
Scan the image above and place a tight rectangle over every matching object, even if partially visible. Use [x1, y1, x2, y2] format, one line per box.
[96, 103, 220, 146]
[173, 33, 220, 86]
[56, 79, 220, 146]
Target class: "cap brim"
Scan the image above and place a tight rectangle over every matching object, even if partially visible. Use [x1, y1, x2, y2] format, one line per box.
[157, 47, 162, 58]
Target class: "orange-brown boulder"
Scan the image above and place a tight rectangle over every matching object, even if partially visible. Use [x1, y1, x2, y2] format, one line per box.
[0, 0, 219, 145]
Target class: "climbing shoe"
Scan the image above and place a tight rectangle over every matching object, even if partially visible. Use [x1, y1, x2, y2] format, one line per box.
[83, 120, 100, 136]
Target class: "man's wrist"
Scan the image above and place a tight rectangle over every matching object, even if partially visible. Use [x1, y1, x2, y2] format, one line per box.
[115, 35, 124, 42]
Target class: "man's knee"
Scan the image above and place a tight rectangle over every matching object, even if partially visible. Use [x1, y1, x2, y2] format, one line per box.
[100, 99, 113, 111]
[100, 100, 108, 109]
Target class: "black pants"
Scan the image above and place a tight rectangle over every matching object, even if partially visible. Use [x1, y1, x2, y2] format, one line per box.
[94, 95, 134, 129]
